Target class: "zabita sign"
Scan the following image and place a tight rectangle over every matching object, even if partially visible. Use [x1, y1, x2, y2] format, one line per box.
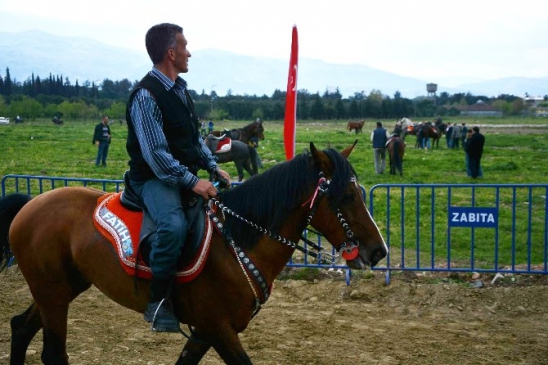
[448, 207, 498, 228]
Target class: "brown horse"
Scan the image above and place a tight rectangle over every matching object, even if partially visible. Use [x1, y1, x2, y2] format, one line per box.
[347, 120, 365, 134]
[0, 142, 387, 365]
[421, 124, 441, 149]
[211, 120, 265, 146]
[387, 137, 405, 176]
[411, 123, 440, 149]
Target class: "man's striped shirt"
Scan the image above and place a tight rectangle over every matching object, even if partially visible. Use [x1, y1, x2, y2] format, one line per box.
[129, 67, 217, 189]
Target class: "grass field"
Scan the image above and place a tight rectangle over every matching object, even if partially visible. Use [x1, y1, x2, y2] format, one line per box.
[1, 116, 547, 184]
[1, 116, 547, 269]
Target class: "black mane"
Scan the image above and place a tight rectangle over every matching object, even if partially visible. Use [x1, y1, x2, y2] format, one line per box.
[218, 147, 355, 249]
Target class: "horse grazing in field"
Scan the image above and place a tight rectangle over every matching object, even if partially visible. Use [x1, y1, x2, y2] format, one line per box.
[0, 142, 387, 365]
[211, 120, 265, 146]
[347, 120, 365, 134]
[387, 137, 405, 175]
[204, 135, 257, 181]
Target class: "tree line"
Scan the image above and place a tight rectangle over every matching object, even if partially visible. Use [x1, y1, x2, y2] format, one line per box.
[0, 67, 535, 122]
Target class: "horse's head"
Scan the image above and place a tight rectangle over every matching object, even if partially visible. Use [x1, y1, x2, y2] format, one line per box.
[307, 141, 387, 269]
[252, 120, 265, 140]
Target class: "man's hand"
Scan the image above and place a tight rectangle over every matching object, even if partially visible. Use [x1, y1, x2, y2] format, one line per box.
[192, 179, 219, 200]
[212, 169, 231, 189]
[216, 169, 230, 182]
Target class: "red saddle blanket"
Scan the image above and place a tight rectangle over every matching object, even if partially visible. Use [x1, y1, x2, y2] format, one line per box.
[92, 193, 213, 283]
[215, 137, 232, 153]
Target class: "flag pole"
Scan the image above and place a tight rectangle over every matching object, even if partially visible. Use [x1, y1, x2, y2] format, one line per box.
[283, 25, 298, 160]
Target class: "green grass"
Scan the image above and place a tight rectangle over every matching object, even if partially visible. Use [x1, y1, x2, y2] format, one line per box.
[2, 116, 548, 270]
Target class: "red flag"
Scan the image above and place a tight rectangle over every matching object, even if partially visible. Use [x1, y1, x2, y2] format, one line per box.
[284, 25, 298, 160]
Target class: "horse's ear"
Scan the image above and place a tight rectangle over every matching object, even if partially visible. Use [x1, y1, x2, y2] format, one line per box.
[310, 142, 319, 158]
[310, 142, 331, 171]
[341, 140, 358, 159]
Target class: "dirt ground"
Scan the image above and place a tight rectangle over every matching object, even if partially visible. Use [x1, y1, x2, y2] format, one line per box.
[1, 267, 548, 365]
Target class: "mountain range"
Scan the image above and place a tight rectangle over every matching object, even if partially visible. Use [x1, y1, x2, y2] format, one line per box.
[1, 30, 546, 98]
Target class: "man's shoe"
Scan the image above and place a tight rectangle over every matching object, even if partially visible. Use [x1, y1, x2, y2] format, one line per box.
[144, 300, 180, 333]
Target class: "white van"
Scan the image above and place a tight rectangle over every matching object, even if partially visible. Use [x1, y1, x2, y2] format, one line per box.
[0, 117, 10, 124]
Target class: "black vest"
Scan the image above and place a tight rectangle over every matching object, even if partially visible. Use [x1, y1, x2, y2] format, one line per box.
[126, 74, 202, 182]
[372, 128, 387, 148]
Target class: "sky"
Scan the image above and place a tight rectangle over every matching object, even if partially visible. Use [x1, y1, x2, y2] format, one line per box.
[1, 0, 547, 87]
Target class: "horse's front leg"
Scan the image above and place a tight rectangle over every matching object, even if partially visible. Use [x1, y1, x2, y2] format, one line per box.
[175, 334, 212, 365]
[177, 328, 251, 365]
[210, 330, 252, 365]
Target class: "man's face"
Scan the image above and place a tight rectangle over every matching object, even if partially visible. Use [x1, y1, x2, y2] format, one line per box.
[173, 33, 191, 73]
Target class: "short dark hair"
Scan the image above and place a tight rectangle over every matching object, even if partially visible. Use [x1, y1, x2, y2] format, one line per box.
[145, 23, 183, 64]
[376, 122, 382, 127]
[473, 126, 480, 133]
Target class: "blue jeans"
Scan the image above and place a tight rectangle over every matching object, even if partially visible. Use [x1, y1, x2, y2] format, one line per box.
[130, 179, 188, 279]
[373, 148, 386, 174]
[466, 154, 483, 177]
[95, 141, 110, 166]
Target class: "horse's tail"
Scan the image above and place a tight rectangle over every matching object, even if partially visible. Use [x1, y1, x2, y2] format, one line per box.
[392, 139, 403, 174]
[0, 193, 32, 272]
[249, 147, 259, 175]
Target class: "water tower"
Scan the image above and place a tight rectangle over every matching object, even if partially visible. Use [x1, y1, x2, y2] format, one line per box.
[426, 83, 437, 106]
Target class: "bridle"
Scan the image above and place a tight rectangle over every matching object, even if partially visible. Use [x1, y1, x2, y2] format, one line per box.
[208, 170, 361, 313]
[299, 172, 360, 260]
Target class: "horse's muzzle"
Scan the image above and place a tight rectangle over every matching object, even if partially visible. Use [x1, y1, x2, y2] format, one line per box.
[346, 246, 387, 270]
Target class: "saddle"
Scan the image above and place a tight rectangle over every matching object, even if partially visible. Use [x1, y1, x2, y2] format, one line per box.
[206, 134, 232, 153]
[386, 136, 401, 147]
[92, 173, 214, 283]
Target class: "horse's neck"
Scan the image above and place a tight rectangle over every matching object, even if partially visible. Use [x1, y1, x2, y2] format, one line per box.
[239, 127, 253, 141]
[225, 130, 238, 140]
[249, 208, 309, 282]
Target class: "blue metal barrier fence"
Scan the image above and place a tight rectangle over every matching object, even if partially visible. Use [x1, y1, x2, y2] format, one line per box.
[4, 176, 548, 284]
[369, 183, 548, 283]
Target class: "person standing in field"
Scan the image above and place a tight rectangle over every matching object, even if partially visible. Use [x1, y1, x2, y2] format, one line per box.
[125, 23, 230, 333]
[465, 126, 485, 179]
[463, 129, 473, 176]
[460, 122, 468, 149]
[451, 122, 462, 149]
[92, 115, 111, 167]
[370, 121, 390, 174]
[445, 123, 453, 149]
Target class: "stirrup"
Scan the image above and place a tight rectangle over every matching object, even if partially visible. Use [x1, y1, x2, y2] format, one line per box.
[144, 298, 180, 333]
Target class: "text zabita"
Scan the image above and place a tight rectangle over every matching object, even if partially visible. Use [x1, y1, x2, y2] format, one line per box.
[451, 212, 495, 223]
